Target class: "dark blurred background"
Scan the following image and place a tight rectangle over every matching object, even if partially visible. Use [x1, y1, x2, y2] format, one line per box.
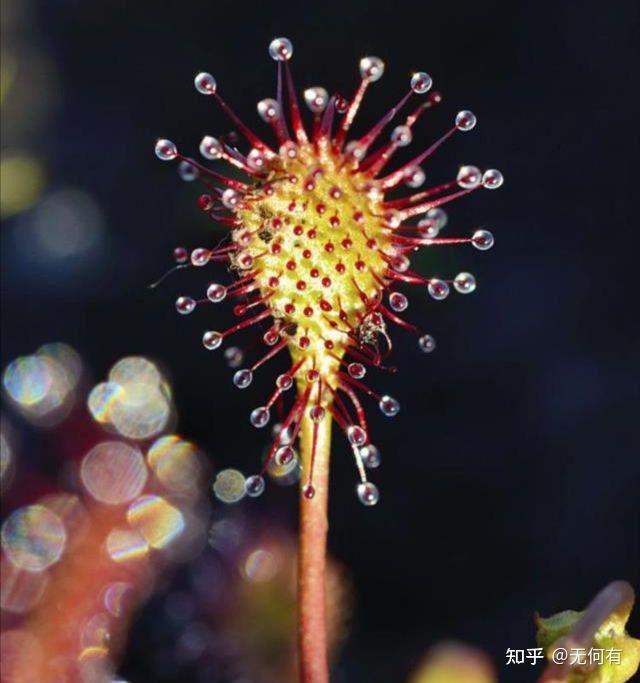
[1, 0, 639, 681]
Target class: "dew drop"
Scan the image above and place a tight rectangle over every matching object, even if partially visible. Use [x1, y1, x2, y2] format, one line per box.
[428, 279, 450, 300]
[384, 211, 402, 229]
[206, 283, 227, 302]
[250, 406, 270, 428]
[194, 72, 217, 95]
[404, 165, 426, 188]
[389, 291, 408, 312]
[345, 141, 365, 160]
[233, 369, 253, 389]
[245, 474, 265, 497]
[456, 165, 482, 189]
[391, 125, 412, 147]
[269, 37, 293, 61]
[280, 141, 298, 159]
[390, 254, 410, 272]
[155, 139, 177, 161]
[175, 296, 196, 315]
[173, 247, 189, 263]
[309, 406, 326, 423]
[360, 444, 381, 469]
[303, 484, 315, 499]
[454, 272, 477, 294]
[247, 148, 267, 171]
[202, 331, 222, 350]
[359, 56, 385, 82]
[303, 87, 329, 113]
[178, 160, 199, 181]
[348, 363, 366, 379]
[257, 98, 280, 123]
[455, 110, 477, 131]
[276, 446, 295, 466]
[199, 135, 222, 160]
[276, 374, 293, 391]
[347, 425, 367, 446]
[426, 208, 448, 230]
[190, 248, 210, 267]
[222, 189, 241, 209]
[418, 334, 436, 353]
[410, 71, 433, 94]
[482, 168, 504, 189]
[379, 395, 400, 417]
[472, 229, 494, 251]
[356, 481, 380, 506]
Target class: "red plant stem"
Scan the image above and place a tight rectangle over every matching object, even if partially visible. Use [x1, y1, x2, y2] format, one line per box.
[298, 409, 332, 683]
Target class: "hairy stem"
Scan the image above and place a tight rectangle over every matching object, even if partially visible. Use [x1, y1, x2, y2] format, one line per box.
[298, 411, 332, 683]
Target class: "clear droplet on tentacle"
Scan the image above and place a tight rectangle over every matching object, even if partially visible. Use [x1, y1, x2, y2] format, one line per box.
[418, 334, 437, 353]
[175, 296, 196, 314]
[379, 395, 400, 417]
[194, 72, 217, 95]
[155, 139, 177, 161]
[428, 279, 450, 300]
[309, 406, 326, 423]
[303, 87, 329, 113]
[247, 148, 267, 171]
[276, 446, 295, 466]
[455, 110, 477, 131]
[388, 292, 408, 312]
[410, 71, 433, 94]
[245, 474, 265, 497]
[390, 253, 410, 272]
[280, 141, 299, 159]
[276, 374, 294, 391]
[456, 165, 482, 189]
[391, 125, 412, 147]
[357, 481, 380, 506]
[250, 406, 270, 428]
[257, 98, 280, 123]
[359, 56, 385, 82]
[347, 425, 367, 446]
[190, 248, 210, 267]
[404, 165, 426, 188]
[206, 283, 227, 302]
[269, 37, 293, 61]
[360, 444, 381, 469]
[348, 363, 366, 379]
[202, 331, 223, 350]
[482, 169, 504, 189]
[221, 189, 241, 209]
[199, 135, 223, 160]
[178, 160, 199, 181]
[472, 229, 494, 251]
[233, 369, 253, 389]
[454, 272, 477, 294]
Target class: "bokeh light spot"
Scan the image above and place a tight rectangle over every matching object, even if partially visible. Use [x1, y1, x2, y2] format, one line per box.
[87, 382, 124, 423]
[147, 435, 201, 494]
[0, 153, 45, 218]
[1, 504, 66, 572]
[213, 469, 246, 504]
[105, 528, 148, 563]
[243, 548, 278, 583]
[126, 495, 185, 549]
[1, 558, 50, 613]
[81, 441, 147, 505]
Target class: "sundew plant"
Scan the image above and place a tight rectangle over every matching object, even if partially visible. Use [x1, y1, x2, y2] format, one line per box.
[155, 35, 504, 682]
